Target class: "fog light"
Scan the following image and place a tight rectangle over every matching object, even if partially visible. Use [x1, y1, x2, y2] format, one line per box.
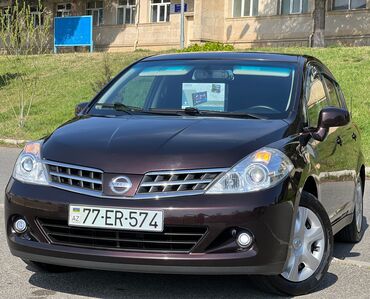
[236, 232, 253, 248]
[13, 218, 27, 233]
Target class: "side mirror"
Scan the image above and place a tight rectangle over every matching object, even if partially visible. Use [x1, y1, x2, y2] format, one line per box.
[312, 107, 350, 141]
[75, 102, 89, 116]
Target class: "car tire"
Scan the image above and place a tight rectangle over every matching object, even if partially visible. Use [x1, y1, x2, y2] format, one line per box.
[336, 177, 364, 243]
[23, 260, 75, 273]
[253, 191, 333, 296]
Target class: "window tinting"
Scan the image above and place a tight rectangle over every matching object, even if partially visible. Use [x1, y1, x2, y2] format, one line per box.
[323, 77, 341, 108]
[306, 68, 327, 127]
[335, 84, 348, 109]
[91, 60, 297, 119]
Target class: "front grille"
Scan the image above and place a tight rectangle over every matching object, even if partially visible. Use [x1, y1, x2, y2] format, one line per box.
[137, 169, 226, 195]
[38, 218, 207, 253]
[44, 161, 103, 196]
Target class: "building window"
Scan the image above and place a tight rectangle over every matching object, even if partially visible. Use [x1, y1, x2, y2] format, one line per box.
[0, 7, 12, 26]
[86, 1, 104, 26]
[117, 0, 136, 24]
[151, 0, 170, 23]
[233, 0, 259, 17]
[56, 3, 72, 17]
[280, 0, 308, 15]
[333, 0, 366, 10]
[30, 6, 44, 26]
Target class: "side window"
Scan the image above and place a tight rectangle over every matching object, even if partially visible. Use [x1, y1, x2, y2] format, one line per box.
[335, 83, 348, 109]
[306, 67, 327, 127]
[323, 76, 341, 108]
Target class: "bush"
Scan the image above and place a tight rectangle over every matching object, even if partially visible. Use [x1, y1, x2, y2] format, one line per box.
[179, 42, 235, 52]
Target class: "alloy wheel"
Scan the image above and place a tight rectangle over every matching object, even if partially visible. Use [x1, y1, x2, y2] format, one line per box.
[281, 206, 325, 282]
[355, 179, 363, 233]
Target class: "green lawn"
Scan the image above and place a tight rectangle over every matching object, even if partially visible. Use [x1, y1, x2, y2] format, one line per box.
[0, 47, 369, 163]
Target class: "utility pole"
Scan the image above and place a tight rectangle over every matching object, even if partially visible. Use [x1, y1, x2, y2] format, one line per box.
[180, 0, 185, 49]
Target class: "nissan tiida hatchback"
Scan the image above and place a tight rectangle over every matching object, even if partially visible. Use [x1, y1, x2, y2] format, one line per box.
[5, 53, 365, 296]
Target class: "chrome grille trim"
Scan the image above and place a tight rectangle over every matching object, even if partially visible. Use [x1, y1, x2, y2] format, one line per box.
[44, 160, 103, 196]
[144, 168, 228, 176]
[43, 159, 228, 199]
[48, 171, 101, 185]
[140, 179, 213, 187]
[137, 168, 227, 195]
[44, 160, 104, 173]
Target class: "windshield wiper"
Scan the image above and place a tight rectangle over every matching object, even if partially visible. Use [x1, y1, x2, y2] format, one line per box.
[145, 108, 262, 119]
[95, 102, 142, 115]
[182, 107, 261, 119]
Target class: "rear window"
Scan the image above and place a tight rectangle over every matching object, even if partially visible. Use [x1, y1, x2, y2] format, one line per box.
[90, 60, 298, 119]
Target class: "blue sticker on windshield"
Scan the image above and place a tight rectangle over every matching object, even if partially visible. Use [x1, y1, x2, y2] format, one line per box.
[233, 66, 292, 77]
[139, 66, 192, 76]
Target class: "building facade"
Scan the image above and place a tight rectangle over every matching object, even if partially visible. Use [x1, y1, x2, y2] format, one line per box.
[1, 0, 370, 51]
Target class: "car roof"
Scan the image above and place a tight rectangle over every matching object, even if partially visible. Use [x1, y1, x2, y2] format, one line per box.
[142, 52, 303, 63]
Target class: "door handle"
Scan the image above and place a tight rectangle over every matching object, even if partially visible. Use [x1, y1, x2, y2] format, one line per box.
[352, 133, 357, 141]
[336, 136, 343, 146]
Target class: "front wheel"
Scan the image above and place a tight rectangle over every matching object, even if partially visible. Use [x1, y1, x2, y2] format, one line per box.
[254, 191, 333, 296]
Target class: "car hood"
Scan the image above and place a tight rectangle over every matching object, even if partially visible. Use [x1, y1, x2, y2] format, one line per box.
[42, 115, 290, 174]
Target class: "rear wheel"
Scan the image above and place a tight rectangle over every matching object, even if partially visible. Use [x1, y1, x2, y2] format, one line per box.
[336, 177, 364, 243]
[23, 260, 75, 273]
[254, 192, 333, 296]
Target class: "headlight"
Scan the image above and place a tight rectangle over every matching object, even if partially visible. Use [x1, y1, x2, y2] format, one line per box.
[207, 147, 293, 194]
[13, 140, 48, 185]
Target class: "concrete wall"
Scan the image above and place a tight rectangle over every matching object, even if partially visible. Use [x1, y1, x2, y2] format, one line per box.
[326, 8, 370, 46]
[192, 0, 225, 43]
[224, 14, 313, 47]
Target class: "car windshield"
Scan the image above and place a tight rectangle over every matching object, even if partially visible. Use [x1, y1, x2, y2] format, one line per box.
[89, 60, 297, 119]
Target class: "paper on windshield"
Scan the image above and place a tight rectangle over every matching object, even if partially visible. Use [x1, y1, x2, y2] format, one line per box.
[182, 83, 226, 111]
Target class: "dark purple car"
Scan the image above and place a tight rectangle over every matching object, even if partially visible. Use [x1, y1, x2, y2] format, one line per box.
[5, 52, 365, 295]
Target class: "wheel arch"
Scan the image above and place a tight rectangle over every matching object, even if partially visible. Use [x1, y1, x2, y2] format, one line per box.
[359, 164, 366, 194]
[302, 176, 318, 199]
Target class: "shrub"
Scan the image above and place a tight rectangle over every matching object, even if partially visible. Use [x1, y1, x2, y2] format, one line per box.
[91, 54, 114, 94]
[179, 42, 235, 52]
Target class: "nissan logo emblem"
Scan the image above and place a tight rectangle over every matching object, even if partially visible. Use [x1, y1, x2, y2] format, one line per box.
[109, 176, 132, 195]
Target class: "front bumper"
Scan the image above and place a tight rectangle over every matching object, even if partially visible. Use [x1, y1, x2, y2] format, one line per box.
[5, 178, 295, 275]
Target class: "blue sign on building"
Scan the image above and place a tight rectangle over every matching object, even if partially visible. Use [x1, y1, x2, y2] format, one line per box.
[171, 3, 188, 13]
[54, 16, 93, 53]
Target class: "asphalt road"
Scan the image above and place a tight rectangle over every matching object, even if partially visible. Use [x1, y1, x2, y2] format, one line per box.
[0, 147, 369, 299]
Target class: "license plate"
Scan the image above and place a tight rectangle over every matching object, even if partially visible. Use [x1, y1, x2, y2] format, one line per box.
[68, 205, 164, 232]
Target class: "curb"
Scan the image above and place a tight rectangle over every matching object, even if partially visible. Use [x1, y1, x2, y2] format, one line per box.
[0, 138, 29, 146]
[333, 257, 370, 269]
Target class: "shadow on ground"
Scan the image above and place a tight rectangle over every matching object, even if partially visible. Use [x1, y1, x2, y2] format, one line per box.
[27, 265, 338, 298]
[334, 215, 368, 260]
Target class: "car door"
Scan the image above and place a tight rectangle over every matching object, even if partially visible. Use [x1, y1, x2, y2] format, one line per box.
[304, 65, 352, 222]
[321, 74, 356, 217]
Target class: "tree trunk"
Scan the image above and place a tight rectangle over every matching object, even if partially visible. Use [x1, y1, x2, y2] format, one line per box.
[312, 0, 326, 47]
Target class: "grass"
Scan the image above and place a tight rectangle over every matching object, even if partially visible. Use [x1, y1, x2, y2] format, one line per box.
[0, 47, 369, 163]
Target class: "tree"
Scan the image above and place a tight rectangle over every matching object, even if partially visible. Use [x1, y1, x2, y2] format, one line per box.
[312, 0, 327, 47]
